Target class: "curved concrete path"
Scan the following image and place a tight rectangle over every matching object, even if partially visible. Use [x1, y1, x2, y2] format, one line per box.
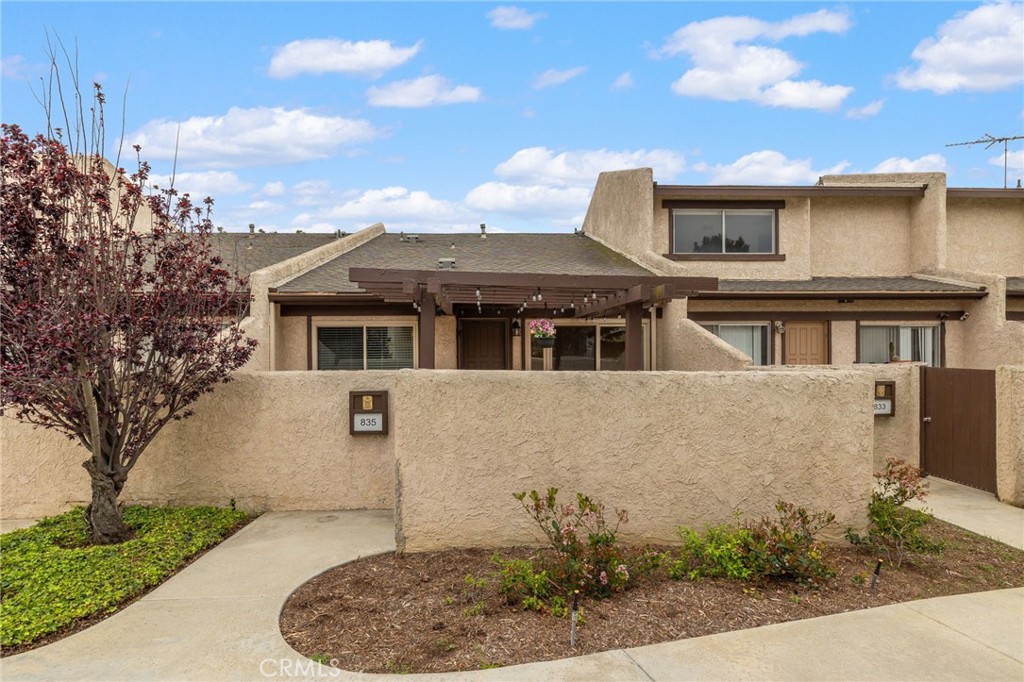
[3, 509, 1023, 682]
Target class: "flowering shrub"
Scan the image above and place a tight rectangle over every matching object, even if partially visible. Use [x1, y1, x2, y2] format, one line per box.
[528, 319, 556, 338]
[512, 488, 631, 599]
[846, 457, 943, 567]
[671, 503, 835, 585]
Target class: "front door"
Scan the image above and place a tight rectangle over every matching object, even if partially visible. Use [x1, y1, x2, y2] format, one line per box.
[784, 321, 828, 364]
[460, 320, 508, 369]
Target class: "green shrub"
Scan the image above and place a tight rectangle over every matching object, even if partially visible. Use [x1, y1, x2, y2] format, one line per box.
[669, 502, 835, 586]
[0, 505, 249, 647]
[846, 457, 943, 568]
[491, 555, 552, 611]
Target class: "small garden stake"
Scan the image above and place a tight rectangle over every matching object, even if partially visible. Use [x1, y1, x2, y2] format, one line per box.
[870, 558, 883, 592]
[569, 590, 580, 647]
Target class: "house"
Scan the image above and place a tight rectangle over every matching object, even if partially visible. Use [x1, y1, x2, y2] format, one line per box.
[231, 170, 1022, 374]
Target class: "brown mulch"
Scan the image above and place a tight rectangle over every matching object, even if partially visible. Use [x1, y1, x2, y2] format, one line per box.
[280, 519, 1024, 674]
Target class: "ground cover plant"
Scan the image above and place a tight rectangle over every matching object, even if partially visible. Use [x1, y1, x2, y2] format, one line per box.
[0, 505, 250, 654]
[281, 488, 1024, 674]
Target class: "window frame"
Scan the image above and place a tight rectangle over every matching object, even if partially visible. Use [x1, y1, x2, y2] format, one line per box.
[526, 318, 651, 371]
[663, 199, 785, 261]
[700, 322, 773, 366]
[855, 322, 942, 367]
[312, 317, 418, 370]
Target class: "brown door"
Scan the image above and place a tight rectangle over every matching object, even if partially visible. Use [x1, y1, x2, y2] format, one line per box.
[920, 366, 996, 493]
[784, 321, 828, 364]
[460, 320, 508, 369]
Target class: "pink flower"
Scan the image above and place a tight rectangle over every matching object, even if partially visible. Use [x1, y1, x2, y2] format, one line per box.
[599, 571, 608, 585]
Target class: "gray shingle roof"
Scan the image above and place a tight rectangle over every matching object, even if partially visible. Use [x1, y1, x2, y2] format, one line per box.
[276, 233, 654, 294]
[718, 277, 984, 293]
[1007, 277, 1024, 293]
[210, 233, 339, 279]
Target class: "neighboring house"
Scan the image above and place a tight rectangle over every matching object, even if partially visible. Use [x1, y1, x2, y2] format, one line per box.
[230, 170, 1022, 373]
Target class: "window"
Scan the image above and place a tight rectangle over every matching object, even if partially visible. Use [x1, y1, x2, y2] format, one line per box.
[530, 321, 648, 370]
[701, 324, 771, 365]
[672, 209, 775, 254]
[317, 325, 415, 370]
[858, 325, 940, 367]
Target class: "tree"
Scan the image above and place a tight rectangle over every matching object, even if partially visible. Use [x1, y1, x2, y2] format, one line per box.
[1, 75, 256, 544]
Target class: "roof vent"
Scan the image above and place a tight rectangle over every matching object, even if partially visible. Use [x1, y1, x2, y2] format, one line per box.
[438, 257, 456, 270]
[248, 223, 255, 234]
[407, 234, 420, 243]
[480, 223, 487, 239]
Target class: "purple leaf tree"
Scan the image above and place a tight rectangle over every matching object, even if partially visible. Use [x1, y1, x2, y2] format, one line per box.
[1, 76, 256, 544]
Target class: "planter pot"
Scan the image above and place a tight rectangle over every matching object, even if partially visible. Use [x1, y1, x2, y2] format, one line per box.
[534, 336, 556, 348]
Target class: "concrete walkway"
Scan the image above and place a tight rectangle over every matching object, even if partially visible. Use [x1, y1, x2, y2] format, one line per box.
[4, 501, 1023, 681]
[910, 477, 1024, 550]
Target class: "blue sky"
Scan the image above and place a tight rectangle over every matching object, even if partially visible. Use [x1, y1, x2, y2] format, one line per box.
[2, 2, 1022, 233]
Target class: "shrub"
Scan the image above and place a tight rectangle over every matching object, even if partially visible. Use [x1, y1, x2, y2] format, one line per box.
[512, 488, 632, 599]
[846, 457, 943, 568]
[669, 502, 835, 586]
[492, 555, 552, 611]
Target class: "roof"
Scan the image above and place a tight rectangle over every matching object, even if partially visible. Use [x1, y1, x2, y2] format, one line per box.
[654, 185, 926, 199]
[275, 232, 654, 294]
[1008, 277, 1024, 295]
[947, 188, 1024, 199]
[210, 233, 339, 279]
[694, 277, 988, 300]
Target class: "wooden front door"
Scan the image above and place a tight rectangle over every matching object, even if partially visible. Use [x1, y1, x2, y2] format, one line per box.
[460, 320, 508, 370]
[784, 321, 828, 364]
[920, 366, 996, 493]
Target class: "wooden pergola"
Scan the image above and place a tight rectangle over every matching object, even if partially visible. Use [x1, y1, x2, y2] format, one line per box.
[348, 268, 718, 370]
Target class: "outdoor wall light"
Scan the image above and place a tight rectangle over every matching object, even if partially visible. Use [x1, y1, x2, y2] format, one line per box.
[511, 320, 522, 337]
[774, 321, 786, 334]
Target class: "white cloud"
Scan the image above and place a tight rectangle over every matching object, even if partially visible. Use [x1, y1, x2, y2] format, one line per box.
[290, 185, 470, 231]
[846, 99, 885, 119]
[147, 170, 252, 198]
[989, 148, 1024, 176]
[895, 2, 1024, 93]
[661, 9, 853, 111]
[465, 182, 591, 217]
[261, 181, 286, 196]
[268, 38, 421, 78]
[367, 75, 482, 107]
[611, 71, 634, 90]
[247, 200, 284, 212]
[696, 150, 850, 184]
[494, 147, 685, 187]
[126, 107, 381, 168]
[870, 154, 948, 173]
[2, 55, 33, 79]
[533, 66, 587, 89]
[487, 6, 545, 30]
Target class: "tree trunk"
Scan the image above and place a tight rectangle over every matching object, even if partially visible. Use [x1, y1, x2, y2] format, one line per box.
[83, 461, 131, 544]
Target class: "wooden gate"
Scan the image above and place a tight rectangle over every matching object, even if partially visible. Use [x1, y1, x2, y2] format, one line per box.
[920, 366, 997, 493]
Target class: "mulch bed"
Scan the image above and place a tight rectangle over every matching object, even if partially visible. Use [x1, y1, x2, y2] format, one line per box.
[280, 519, 1024, 674]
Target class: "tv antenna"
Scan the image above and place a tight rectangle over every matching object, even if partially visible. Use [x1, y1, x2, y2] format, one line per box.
[946, 133, 1024, 189]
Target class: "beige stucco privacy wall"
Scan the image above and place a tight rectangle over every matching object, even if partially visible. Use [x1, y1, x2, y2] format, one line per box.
[0, 372, 397, 518]
[393, 370, 875, 553]
[997, 366, 1024, 507]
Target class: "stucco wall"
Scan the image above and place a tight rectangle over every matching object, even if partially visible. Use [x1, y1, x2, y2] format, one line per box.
[1, 373, 397, 518]
[580, 168, 657, 266]
[947, 199, 1024, 276]
[996, 366, 1024, 507]
[394, 370, 874, 552]
[660, 302, 752, 371]
[938, 271, 1024, 369]
[809, 198, 913, 276]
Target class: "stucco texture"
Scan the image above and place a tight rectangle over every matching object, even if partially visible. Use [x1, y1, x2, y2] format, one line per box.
[947, 199, 1024, 277]
[393, 370, 874, 553]
[1, 372, 397, 517]
[809, 198, 912, 276]
[660, 305, 752, 371]
[996, 366, 1024, 507]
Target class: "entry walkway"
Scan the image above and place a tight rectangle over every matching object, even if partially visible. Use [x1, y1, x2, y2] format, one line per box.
[910, 476, 1024, 550]
[3, 507, 1023, 681]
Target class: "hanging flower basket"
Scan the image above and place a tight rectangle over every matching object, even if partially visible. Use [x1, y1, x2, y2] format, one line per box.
[529, 319, 556, 348]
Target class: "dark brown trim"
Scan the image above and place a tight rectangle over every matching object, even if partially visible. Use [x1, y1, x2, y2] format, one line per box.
[306, 315, 313, 371]
[689, 310, 965, 322]
[282, 304, 417, 317]
[663, 254, 787, 261]
[710, 290, 987, 300]
[270, 293, 384, 303]
[1008, 311, 1024, 321]
[1007, 291, 1024, 298]
[940, 319, 947, 368]
[948, 188, 1024, 199]
[661, 199, 786, 209]
[855, 321, 861, 363]
[654, 185, 926, 198]
[827, 320, 833, 364]
[418, 288, 435, 369]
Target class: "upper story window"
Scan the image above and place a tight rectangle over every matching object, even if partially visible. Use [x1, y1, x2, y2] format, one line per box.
[663, 200, 784, 260]
[673, 209, 775, 254]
